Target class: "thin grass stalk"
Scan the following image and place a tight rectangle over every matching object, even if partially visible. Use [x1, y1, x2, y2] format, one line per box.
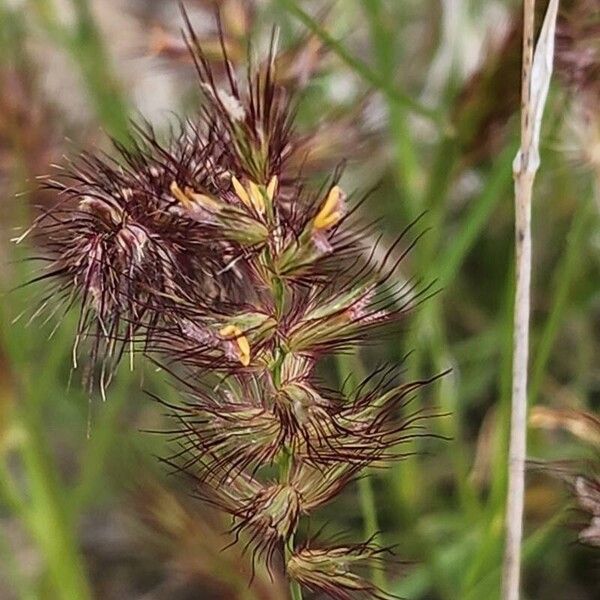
[503, 0, 536, 592]
[278, 0, 441, 124]
[361, 0, 421, 213]
[461, 262, 515, 594]
[470, 511, 564, 600]
[503, 1, 560, 598]
[18, 403, 93, 600]
[528, 195, 592, 405]
[504, 120, 533, 600]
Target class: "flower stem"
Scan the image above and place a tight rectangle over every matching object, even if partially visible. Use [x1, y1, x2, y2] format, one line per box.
[358, 475, 379, 540]
[503, 1, 560, 598]
[268, 263, 303, 600]
[19, 402, 93, 600]
[284, 535, 303, 600]
[277, 450, 303, 600]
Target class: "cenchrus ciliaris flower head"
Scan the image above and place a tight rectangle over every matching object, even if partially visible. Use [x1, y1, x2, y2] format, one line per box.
[26, 11, 435, 599]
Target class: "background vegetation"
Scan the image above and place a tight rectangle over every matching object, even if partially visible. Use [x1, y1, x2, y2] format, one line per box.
[0, 0, 598, 598]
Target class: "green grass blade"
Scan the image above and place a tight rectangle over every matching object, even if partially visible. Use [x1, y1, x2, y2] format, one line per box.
[278, 0, 440, 123]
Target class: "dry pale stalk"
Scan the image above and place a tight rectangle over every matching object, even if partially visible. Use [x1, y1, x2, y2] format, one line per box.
[503, 1, 560, 599]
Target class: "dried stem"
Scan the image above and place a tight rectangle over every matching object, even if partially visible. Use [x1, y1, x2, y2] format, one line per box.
[502, 1, 560, 598]
[503, 2, 535, 597]
[503, 155, 533, 600]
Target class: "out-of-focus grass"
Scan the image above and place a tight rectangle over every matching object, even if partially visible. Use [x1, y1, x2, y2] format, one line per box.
[0, 1, 598, 599]
[29, 0, 131, 141]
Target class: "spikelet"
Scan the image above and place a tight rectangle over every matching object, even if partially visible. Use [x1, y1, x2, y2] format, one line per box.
[28, 10, 434, 598]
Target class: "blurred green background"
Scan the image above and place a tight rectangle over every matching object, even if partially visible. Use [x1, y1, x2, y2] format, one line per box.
[0, 1, 598, 598]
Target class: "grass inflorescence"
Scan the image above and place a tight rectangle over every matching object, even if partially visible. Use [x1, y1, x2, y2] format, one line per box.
[25, 12, 433, 599]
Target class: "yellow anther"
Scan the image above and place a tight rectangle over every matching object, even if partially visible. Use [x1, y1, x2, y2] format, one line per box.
[232, 176, 266, 214]
[170, 181, 192, 207]
[313, 185, 344, 231]
[171, 181, 219, 213]
[266, 175, 278, 203]
[248, 181, 266, 213]
[219, 324, 251, 366]
[232, 176, 251, 208]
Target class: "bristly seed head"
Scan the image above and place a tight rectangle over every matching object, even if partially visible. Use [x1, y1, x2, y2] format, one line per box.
[28, 10, 432, 597]
[287, 541, 397, 600]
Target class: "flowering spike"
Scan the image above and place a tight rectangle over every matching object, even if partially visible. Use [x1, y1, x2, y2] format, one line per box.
[29, 12, 433, 598]
[170, 180, 220, 214]
[188, 191, 221, 213]
[231, 176, 267, 214]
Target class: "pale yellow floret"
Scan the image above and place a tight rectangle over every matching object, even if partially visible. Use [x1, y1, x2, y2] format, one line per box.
[170, 181, 192, 207]
[313, 185, 343, 231]
[231, 176, 251, 208]
[219, 324, 251, 366]
[170, 181, 220, 212]
[248, 181, 266, 214]
[232, 176, 267, 214]
[266, 175, 278, 203]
